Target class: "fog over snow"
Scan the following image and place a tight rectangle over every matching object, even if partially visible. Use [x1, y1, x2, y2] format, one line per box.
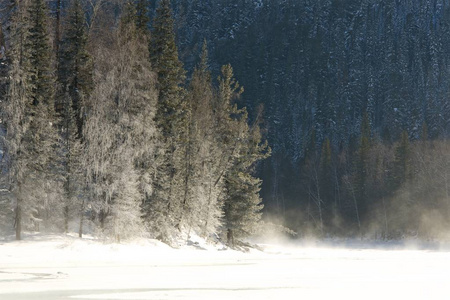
[1, 234, 449, 299]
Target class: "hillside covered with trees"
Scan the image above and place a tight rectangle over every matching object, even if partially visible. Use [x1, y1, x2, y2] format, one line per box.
[1, 0, 450, 242]
[168, 0, 450, 239]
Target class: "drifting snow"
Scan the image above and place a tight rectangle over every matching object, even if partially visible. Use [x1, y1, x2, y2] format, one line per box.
[1, 233, 450, 299]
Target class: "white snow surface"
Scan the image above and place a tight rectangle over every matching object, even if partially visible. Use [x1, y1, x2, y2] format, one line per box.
[1, 233, 450, 299]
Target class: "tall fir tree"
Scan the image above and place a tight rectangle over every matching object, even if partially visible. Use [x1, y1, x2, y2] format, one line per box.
[27, 0, 54, 107]
[2, 0, 60, 239]
[391, 130, 411, 191]
[218, 64, 270, 246]
[2, 0, 34, 240]
[354, 111, 371, 225]
[135, 0, 150, 36]
[150, 0, 186, 133]
[27, 0, 62, 231]
[58, 0, 93, 136]
[147, 0, 189, 244]
[57, 0, 93, 234]
[59, 91, 83, 234]
[319, 137, 333, 229]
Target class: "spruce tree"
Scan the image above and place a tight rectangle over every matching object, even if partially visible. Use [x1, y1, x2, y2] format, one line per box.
[27, 0, 52, 104]
[223, 110, 270, 246]
[58, 0, 93, 136]
[354, 111, 371, 224]
[27, 0, 62, 230]
[302, 128, 322, 231]
[391, 130, 411, 190]
[2, 0, 34, 240]
[135, 0, 150, 36]
[2, 0, 60, 239]
[60, 93, 83, 234]
[319, 137, 333, 229]
[147, 0, 188, 243]
[150, 0, 186, 134]
[57, 0, 93, 234]
[218, 65, 270, 246]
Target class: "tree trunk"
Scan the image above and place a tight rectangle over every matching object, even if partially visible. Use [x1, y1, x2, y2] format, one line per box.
[79, 199, 85, 238]
[382, 197, 388, 239]
[227, 228, 234, 247]
[99, 209, 105, 230]
[64, 205, 69, 233]
[15, 199, 22, 240]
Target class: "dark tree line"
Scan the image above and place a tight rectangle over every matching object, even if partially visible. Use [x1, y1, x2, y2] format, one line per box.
[164, 0, 450, 239]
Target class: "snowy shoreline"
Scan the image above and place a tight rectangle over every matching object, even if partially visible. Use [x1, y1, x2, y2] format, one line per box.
[1, 233, 450, 299]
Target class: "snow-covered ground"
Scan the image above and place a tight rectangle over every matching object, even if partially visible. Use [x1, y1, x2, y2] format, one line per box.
[1, 233, 450, 299]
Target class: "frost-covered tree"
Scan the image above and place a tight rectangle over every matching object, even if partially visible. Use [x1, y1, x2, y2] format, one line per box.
[27, 0, 62, 231]
[217, 65, 270, 246]
[56, 0, 93, 234]
[180, 41, 223, 238]
[147, 0, 188, 243]
[60, 93, 83, 234]
[2, 0, 34, 240]
[2, 0, 60, 239]
[83, 14, 157, 241]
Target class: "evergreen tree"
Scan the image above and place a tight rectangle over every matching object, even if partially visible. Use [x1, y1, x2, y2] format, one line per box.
[60, 93, 83, 234]
[27, 0, 62, 231]
[56, 0, 93, 234]
[354, 112, 371, 228]
[27, 0, 54, 107]
[147, 0, 188, 244]
[2, 0, 60, 239]
[150, 0, 185, 111]
[58, 0, 93, 136]
[223, 111, 270, 246]
[301, 128, 323, 232]
[391, 130, 411, 191]
[218, 65, 270, 246]
[121, 0, 149, 37]
[2, 0, 34, 240]
[135, 0, 150, 36]
[319, 137, 333, 229]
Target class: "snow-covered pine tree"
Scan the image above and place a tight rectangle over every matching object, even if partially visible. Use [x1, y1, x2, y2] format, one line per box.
[60, 93, 83, 234]
[2, 0, 60, 239]
[56, 0, 93, 234]
[26, 0, 63, 231]
[182, 41, 223, 238]
[147, 0, 188, 244]
[2, 0, 34, 240]
[217, 64, 270, 246]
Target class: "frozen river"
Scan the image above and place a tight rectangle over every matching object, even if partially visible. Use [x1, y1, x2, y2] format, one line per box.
[1, 234, 450, 299]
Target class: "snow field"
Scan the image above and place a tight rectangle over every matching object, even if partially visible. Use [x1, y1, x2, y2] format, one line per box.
[1, 234, 450, 299]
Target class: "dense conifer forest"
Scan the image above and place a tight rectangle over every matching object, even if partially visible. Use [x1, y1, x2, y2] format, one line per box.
[1, 0, 450, 242]
[0, 0, 269, 246]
